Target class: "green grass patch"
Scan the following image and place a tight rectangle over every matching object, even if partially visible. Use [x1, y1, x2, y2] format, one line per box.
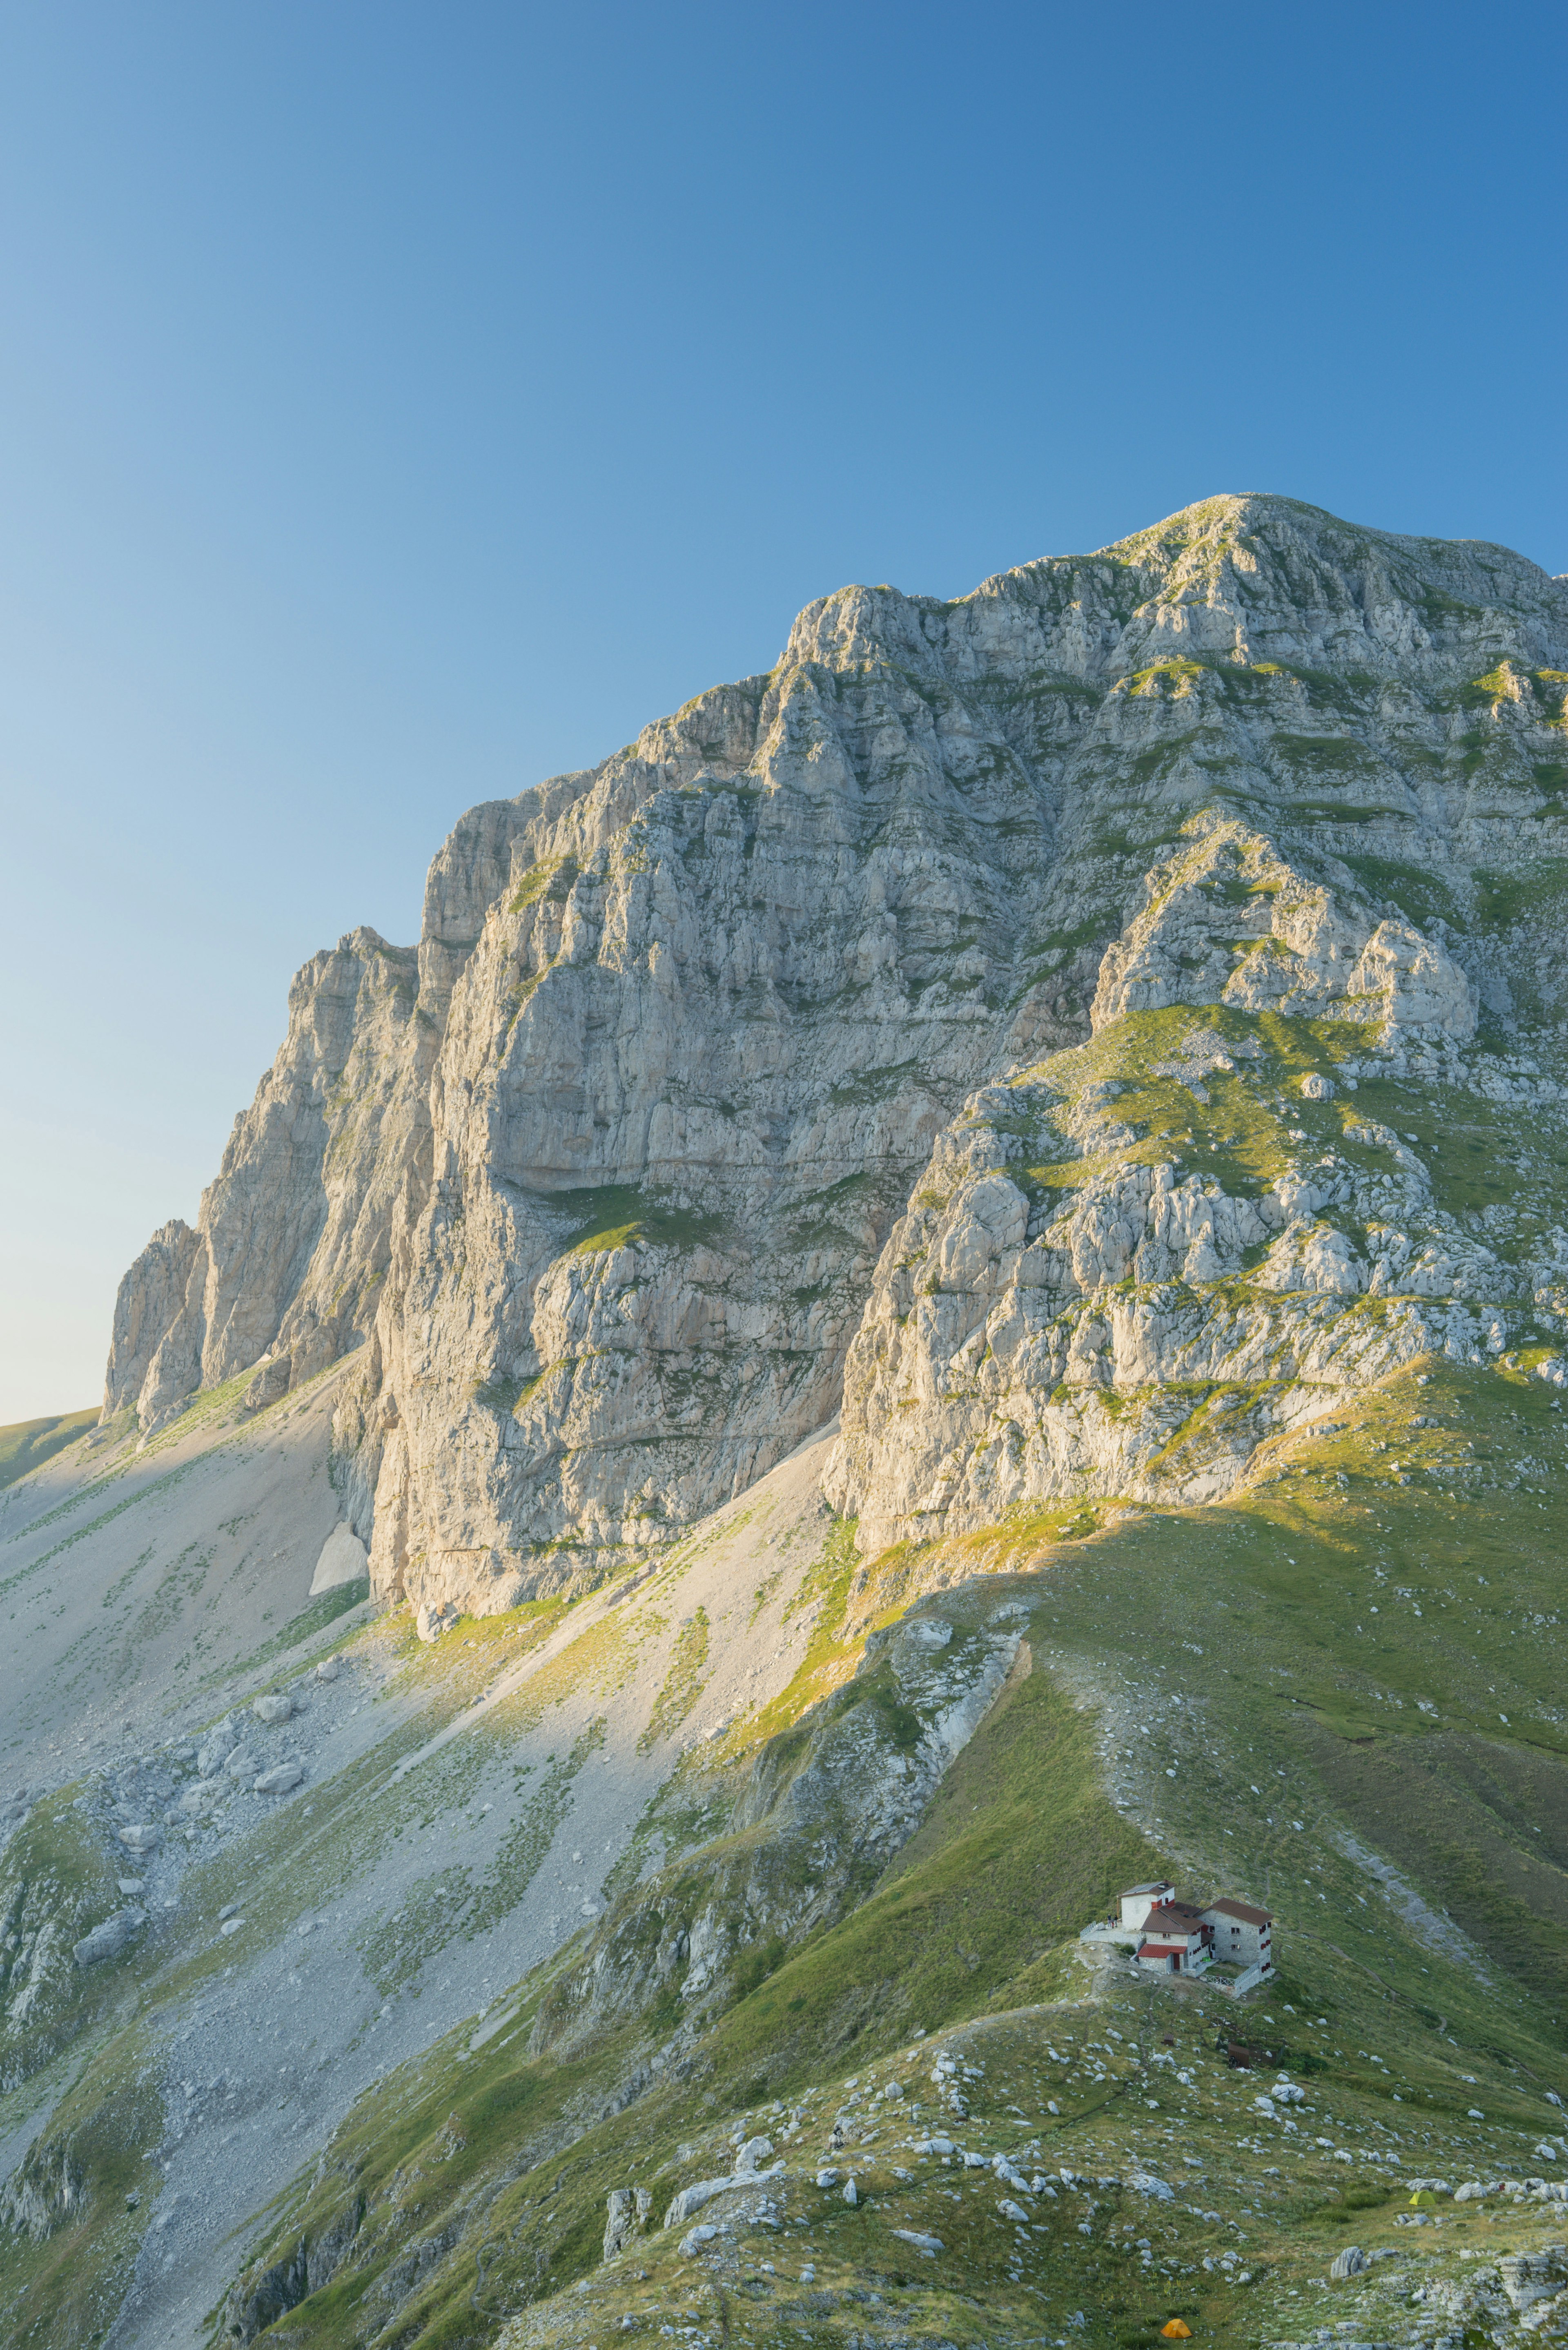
[0, 1406, 98, 1493]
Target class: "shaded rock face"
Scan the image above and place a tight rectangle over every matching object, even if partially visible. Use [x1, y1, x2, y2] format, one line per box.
[102, 493, 1568, 1595]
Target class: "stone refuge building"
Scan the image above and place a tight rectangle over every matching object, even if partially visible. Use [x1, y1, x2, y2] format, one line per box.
[1085, 1881, 1275, 1978]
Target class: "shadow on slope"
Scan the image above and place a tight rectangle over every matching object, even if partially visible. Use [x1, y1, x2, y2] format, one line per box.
[0, 1409, 97, 1494]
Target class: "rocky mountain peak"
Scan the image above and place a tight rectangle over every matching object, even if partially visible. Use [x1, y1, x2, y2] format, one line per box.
[98, 495, 1567, 1620]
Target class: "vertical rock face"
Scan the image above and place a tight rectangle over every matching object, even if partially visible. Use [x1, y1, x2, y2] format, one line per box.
[103, 494, 1568, 1595]
[103, 930, 435, 1430]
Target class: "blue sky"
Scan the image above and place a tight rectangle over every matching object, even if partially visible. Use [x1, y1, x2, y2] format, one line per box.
[2, 0, 1564, 1420]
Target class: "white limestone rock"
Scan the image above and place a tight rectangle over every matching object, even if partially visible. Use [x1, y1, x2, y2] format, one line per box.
[96, 493, 1566, 1591]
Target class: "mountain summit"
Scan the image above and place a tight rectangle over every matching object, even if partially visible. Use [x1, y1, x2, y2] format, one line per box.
[104, 493, 1568, 1588]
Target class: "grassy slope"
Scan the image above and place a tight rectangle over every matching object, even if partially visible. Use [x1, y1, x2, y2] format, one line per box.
[0, 1410, 98, 1494]
[159, 1350, 1564, 2350]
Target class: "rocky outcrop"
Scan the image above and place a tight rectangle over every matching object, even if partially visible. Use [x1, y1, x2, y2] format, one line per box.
[103, 929, 435, 1433]
[824, 1010, 1531, 1548]
[220, 2194, 363, 2344]
[525, 1593, 1028, 2060]
[101, 493, 1568, 1596]
[1089, 818, 1477, 1039]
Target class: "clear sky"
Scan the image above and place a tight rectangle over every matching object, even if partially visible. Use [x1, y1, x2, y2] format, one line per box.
[2, 0, 1564, 1422]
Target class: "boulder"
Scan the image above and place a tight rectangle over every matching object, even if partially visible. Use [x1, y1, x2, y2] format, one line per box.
[254, 1763, 305, 1795]
[664, 2174, 767, 2229]
[1330, 2247, 1366, 2280]
[603, 2189, 637, 2261]
[197, 1717, 239, 1778]
[1502, 2250, 1568, 2314]
[224, 1747, 260, 1781]
[315, 1657, 341, 1683]
[602, 2186, 652, 2261]
[74, 1908, 147, 1967]
[116, 1824, 160, 1854]
[678, 2223, 719, 2256]
[891, 2228, 944, 2255]
[243, 1355, 292, 1412]
[735, 2135, 773, 2172]
[252, 1694, 294, 1726]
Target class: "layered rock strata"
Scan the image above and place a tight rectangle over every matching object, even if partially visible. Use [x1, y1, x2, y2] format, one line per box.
[102, 494, 1568, 1602]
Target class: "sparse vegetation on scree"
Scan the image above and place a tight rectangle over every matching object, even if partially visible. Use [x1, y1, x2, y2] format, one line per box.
[2, 494, 1568, 2350]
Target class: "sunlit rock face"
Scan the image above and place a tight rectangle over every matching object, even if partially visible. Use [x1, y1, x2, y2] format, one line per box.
[104, 493, 1568, 1596]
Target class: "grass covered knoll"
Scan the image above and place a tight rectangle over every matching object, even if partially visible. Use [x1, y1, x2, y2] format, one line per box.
[195, 1353, 1568, 2350]
[0, 1408, 97, 1493]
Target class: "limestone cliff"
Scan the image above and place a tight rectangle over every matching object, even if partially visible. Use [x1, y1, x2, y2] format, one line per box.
[102, 493, 1568, 1609]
